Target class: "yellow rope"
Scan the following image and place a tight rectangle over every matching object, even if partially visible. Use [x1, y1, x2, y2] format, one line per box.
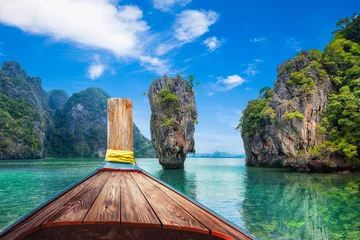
[105, 149, 136, 164]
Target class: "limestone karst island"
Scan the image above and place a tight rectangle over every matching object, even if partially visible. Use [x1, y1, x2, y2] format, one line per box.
[0, 1, 359, 239]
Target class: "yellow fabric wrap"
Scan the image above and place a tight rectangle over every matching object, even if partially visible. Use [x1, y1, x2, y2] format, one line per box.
[105, 149, 136, 164]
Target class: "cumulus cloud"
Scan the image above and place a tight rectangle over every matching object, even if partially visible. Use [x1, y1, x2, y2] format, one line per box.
[0, 1, 219, 75]
[0, 0, 148, 57]
[174, 10, 219, 43]
[215, 75, 246, 91]
[88, 54, 106, 80]
[152, 0, 191, 12]
[250, 37, 266, 42]
[139, 56, 170, 75]
[203, 36, 223, 51]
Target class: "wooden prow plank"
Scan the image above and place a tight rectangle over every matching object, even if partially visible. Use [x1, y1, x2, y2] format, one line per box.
[107, 98, 133, 151]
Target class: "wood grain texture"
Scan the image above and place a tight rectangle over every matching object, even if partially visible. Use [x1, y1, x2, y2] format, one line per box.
[107, 98, 133, 151]
[83, 172, 121, 224]
[1, 172, 99, 240]
[120, 172, 160, 227]
[26, 225, 222, 240]
[42, 172, 110, 227]
[142, 173, 251, 240]
[130, 172, 209, 234]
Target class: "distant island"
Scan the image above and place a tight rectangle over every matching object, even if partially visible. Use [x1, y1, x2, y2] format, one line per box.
[187, 151, 246, 158]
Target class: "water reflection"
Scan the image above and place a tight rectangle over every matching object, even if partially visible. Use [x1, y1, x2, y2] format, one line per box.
[152, 169, 197, 199]
[242, 167, 360, 240]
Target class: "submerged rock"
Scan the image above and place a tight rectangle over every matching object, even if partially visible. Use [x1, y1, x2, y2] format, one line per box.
[148, 75, 198, 169]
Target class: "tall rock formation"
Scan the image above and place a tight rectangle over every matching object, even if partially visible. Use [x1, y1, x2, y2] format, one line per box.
[0, 61, 155, 159]
[0, 62, 48, 159]
[148, 75, 198, 169]
[242, 52, 337, 170]
[240, 15, 360, 171]
[46, 88, 156, 158]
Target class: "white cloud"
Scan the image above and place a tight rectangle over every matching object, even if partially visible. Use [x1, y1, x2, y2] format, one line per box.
[0, 0, 149, 57]
[244, 65, 258, 77]
[156, 43, 177, 55]
[243, 58, 263, 77]
[139, 55, 170, 75]
[174, 10, 219, 43]
[250, 37, 266, 42]
[203, 36, 222, 51]
[152, 0, 191, 12]
[253, 58, 263, 63]
[207, 92, 214, 96]
[215, 75, 245, 91]
[88, 54, 106, 80]
[286, 38, 301, 51]
[244, 87, 252, 91]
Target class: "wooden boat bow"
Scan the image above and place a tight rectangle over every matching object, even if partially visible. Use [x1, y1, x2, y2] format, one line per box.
[0, 98, 254, 240]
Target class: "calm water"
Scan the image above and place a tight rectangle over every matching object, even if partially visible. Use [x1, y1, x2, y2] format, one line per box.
[0, 158, 359, 239]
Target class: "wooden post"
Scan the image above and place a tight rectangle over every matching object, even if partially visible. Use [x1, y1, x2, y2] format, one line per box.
[107, 98, 133, 151]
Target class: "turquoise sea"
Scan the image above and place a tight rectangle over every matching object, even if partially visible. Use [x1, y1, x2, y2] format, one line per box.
[0, 158, 359, 239]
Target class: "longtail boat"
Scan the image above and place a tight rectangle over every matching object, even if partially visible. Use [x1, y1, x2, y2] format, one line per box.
[0, 98, 254, 240]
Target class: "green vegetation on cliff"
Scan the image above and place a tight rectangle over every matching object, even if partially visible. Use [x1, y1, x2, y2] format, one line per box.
[0, 94, 43, 157]
[315, 15, 360, 161]
[239, 14, 360, 163]
[0, 62, 155, 159]
[236, 87, 274, 138]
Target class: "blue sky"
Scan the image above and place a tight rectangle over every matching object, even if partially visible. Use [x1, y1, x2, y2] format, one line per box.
[0, 0, 358, 154]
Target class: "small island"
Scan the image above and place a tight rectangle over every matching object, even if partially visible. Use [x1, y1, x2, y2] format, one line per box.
[148, 75, 198, 169]
[238, 15, 360, 172]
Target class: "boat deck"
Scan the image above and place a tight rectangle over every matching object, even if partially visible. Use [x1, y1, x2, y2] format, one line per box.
[0, 168, 251, 240]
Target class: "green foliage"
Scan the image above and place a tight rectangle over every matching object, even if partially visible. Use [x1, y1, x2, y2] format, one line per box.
[287, 67, 316, 90]
[282, 111, 304, 120]
[162, 117, 176, 127]
[315, 16, 360, 161]
[243, 15, 360, 162]
[318, 85, 360, 160]
[157, 88, 180, 104]
[192, 118, 198, 125]
[187, 74, 196, 89]
[261, 106, 276, 119]
[156, 87, 180, 126]
[278, 60, 295, 75]
[333, 13, 360, 43]
[0, 93, 43, 156]
[237, 87, 274, 137]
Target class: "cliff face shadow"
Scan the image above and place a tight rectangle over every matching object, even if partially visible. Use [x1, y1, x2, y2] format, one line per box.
[153, 168, 197, 199]
[241, 167, 360, 240]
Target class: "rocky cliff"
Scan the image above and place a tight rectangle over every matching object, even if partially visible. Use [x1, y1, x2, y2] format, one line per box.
[0, 62, 48, 159]
[239, 15, 360, 172]
[0, 61, 155, 159]
[148, 75, 198, 169]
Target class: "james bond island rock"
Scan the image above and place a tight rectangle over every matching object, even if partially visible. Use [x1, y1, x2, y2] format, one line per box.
[148, 75, 198, 169]
[239, 15, 360, 172]
[0, 61, 155, 159]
